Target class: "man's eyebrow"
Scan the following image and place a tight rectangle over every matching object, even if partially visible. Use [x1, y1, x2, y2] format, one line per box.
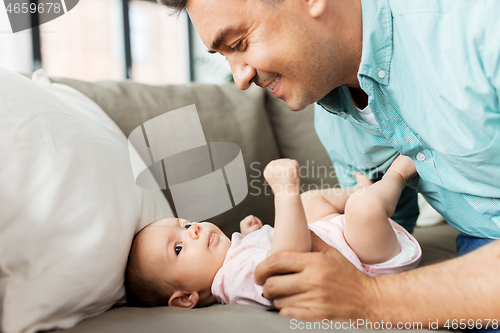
[208, 27, 234, 53]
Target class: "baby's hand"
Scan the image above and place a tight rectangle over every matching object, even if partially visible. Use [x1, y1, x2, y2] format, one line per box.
[388, 155, 417, 183]
[240, 215, 263, 236]
[263, 159, 300, 193]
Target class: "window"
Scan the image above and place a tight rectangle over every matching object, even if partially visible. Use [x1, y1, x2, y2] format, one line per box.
[0, 6, 33, 73]
[190, 26, 232, 85]
[129, 0, 189, 84]
[39, 0, 125, 81]
[0, 0, 231, 85]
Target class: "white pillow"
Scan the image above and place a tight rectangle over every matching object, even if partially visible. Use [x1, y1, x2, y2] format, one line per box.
[0, 68, 173, 333]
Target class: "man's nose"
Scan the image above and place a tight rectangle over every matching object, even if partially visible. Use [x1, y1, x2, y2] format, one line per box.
[187, 224, 201, 239]
[229, 57, 256, 90]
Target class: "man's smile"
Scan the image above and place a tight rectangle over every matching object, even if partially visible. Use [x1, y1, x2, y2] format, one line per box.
[267, 74, 281, 90]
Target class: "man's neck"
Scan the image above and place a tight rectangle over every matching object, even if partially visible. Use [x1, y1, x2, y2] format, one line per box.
[348, 87, 369, 109]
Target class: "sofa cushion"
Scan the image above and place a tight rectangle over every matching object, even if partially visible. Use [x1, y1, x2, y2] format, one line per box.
[59, 223, 459, 333]
[264, 94, 338, 190]
[50, 77, 331, 234]
[413, 223, 459, 266]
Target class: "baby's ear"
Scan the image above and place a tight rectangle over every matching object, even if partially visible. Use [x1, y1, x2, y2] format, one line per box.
[168, 291, 199, 308]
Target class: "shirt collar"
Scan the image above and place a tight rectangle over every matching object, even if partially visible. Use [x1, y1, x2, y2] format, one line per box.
[357, 0, 393, 86]
[317, 0, 393, 114]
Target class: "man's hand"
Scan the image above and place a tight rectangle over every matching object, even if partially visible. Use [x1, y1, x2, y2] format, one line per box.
[263, 159, 300, 194]
[254, 231, 380, 322]
[240, 215, 263, 236]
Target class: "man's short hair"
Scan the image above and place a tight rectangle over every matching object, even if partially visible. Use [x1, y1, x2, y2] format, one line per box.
[158, 0, 187, 14]
[158, 0, 281, 15]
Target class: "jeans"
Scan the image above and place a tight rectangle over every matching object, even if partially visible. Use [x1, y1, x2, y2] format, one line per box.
[391, 186, 419, 234]
[455, 234, 499, 333]
[455, 234, 496, 257]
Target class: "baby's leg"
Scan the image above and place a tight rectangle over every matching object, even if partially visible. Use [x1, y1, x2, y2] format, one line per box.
[301, 172, 373, 223]
[344, 188, 400, 264]
[301, 188, 352, 223]
[344, 156, 417, 264]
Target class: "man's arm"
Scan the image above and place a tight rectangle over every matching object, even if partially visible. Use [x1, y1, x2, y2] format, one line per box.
[264, 159, 311, 255]
[373, 240, 500, 324]
[254, 235, 500, 326]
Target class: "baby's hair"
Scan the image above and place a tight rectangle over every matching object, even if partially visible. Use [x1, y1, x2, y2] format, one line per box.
[125, 226, 173, 307]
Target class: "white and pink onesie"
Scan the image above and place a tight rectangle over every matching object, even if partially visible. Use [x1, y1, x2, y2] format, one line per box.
[211, 215, 421, 309]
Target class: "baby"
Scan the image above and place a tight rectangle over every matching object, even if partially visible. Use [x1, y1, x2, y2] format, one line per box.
[125, 155, 421, 309]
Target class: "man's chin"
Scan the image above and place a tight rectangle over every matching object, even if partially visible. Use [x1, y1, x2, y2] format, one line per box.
[284, 98, 311, 112]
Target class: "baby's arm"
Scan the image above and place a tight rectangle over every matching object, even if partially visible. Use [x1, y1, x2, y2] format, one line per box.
[264, 159, 311, 255]
[343, 155, 417, 264]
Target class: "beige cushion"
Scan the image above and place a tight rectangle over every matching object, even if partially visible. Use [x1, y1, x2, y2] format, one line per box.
[49, 78, 281, 234]
[49, 78, 337, 234]
[265, 94, 338, 190]
[413, 223, 459, 266]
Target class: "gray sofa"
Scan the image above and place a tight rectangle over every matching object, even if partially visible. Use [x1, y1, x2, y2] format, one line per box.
[46, 77, 458, 332]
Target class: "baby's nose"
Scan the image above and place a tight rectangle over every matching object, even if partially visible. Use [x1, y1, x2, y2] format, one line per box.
[188, 224, 201, 238]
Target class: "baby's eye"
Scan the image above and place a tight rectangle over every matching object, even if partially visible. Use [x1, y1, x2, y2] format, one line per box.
[184, 223, 193, 230]
[175, 243, 183, 255]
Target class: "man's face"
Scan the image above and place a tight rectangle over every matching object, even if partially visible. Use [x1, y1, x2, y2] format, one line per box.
[187, 0, 351, 111]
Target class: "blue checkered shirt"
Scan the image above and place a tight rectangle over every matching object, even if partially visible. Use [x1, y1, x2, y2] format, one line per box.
[315, 0, 500, 238]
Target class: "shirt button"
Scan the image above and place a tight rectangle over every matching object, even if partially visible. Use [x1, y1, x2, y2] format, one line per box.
[378, 69, 386, 79]
[416, 152, 426, 162]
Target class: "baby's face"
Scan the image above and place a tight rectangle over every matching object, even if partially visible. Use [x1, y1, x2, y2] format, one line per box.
[138, 218, 231, 296]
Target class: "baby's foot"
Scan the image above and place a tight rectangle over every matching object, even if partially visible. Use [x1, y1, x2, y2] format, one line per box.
[263, 159, 300, 195]
[354, 172, 373, 187]
[387, 155, 417, 183]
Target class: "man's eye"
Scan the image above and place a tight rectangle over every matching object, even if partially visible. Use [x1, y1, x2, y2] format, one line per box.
[175, 243, 183, 255]
[231, 41, 243, 51]
[184, 223, 193, 230]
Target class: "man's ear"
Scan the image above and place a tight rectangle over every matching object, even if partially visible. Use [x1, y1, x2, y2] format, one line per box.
[168, 290, 200, 309]
[306, 0, 327, 18]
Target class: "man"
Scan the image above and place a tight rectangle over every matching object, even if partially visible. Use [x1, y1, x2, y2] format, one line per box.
[159, 0, 500, 326]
